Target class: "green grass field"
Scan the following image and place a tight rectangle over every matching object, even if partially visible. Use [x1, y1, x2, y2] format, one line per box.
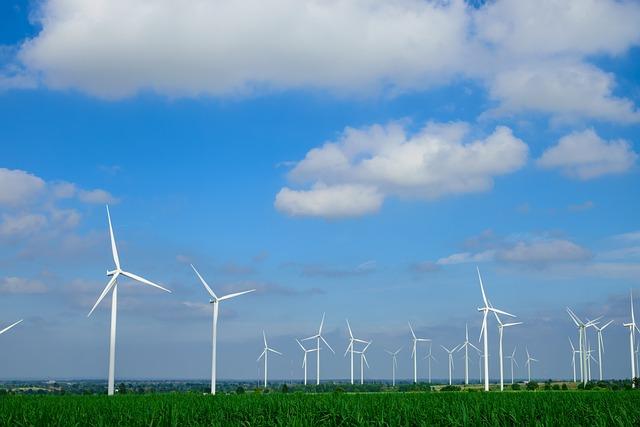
[1, 391, 640, 426]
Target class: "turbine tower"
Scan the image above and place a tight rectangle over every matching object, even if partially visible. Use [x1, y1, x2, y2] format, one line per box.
[457, 323, 480, 385]
[493, 308, 522, 391]
[409, 322, 431, 383]
[623, 290, 639, 387]
[296, 339, 317, 386]
[88, 205, 171, 396]
[477, 267, 515, 391]
[302, 313, 334, 385]
[592, 320, 613, 381]
[441, 344, 459, 385]
[566, 307, 600, 385]
[569, 338, 580, 383]
[525, 347, 538, 383]
[356, 341, 372, 385]
[385, 347, 402, 386]
[344, 319, 368, 385]
[257, 331, 282, 388]
[190, 264, 255, 395]
[424, 344, 437, 384]
[505, 347, 518, 385]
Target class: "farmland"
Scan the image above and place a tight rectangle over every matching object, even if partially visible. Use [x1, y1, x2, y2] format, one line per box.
[1, 391, 639, 426]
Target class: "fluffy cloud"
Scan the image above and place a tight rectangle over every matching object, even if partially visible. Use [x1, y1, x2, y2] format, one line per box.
[0, 168, 45, 206]
[5, 0, 640, 124]
[0, 213, 47, 237]
[0, 277, 47, 294]
[276, 121, 527, 217]
[537, 129, 638, 179]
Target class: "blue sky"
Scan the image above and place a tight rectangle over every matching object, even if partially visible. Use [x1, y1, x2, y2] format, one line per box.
[0, 0, 639, 383]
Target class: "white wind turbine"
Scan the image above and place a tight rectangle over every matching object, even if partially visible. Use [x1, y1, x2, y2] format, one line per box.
[424, 344, 437, 384]
[592, 320, 613, 381]
[505, 347, 518, 385]
[409, 322, 431, 383]
[257, 331, 282, 388]
[190, 264, 255, 395]
[477, 267, 515, 391]
[88, 205, 171, 396]
[493, 308, 522, 391]
[441, 344, 459, 385]
[355, 341, 372, 385]
[345, 319, 369, 385]
[566, 308, 600, 385]
[525, 347, 538, 383]
[296, 339, 317, 386]
[623, 290, 639, 387]
[585, 342, 598, 381]
[457, 323, 480, 385]
[385, 347, 402, 386]
[302, 313, 334, 385]
[569, 338, 580, 383]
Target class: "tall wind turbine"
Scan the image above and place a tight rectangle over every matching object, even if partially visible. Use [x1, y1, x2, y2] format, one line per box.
[569, 338, 580, 382]
[424, 344, 437, 384]
[88, 205, 171, 396]
[296, 339, 317, 386]
[493, 309, 522, 391]
[302, 313, 334, 385]
[457, 323, 480, 385]
[623, 290, 639, 387]
[441, 345, 459, 385]
[525, 347, 538, 383]
[409, 322, 431, 383]
[257, 331, 282, 388]
[356, 341, 372, 385]
[190, 264, 255, 395]
[385, 347, 402, 386]
[566, 308, 600, 385]
[345, 319, 368, 385]
[505, 347, 518, 385]
[477, 267, 515, 391]
[592, 320, 613, 381]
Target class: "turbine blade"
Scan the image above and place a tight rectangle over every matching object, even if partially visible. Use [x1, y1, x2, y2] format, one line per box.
[479, 310, 487, 342]
[120, 270, 171, 293]
[88, 274, 118, 317]
[263, 330, 267, 347]
[190, 264, 217, 299]
[268, 348, 283, 355]
[503, 322, 523, 327]
[346, 319, 353, 338]
[408, 322, 416, 339]
[257, 349, 266, 362]
[296, 339, 306, 351]
[363, 354, 369, 369]
[321, 335, 335, 354]
[601, 320, 613, 330]
[0, 319, 23, 335]
[344, 341, 353, 357]
[106, 205, 120, 270]
[477, 266, 488, 306]
[319, 313, 325, 334]
[469, 342, 481, 352]
[489, 307, 516, 318]
[219, 289, 255, 301]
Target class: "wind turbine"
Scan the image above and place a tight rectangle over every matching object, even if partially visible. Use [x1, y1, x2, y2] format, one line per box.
[441, 345, 459, 385]
[525, 347, 538, 383]
[566, 308, 600, 385]
[457, 323, 480, 385]
[190, 264, 255, 395]
[592, 320, 613, 381]
[424, 344, 437, 384]
[409, 322, 431, 383]
[493, 308, 522, 391]
[385, 347, 402, 386]
[257, 331, 282, 388]
[569, 338, 580, 383]
[356, 341, 372, 385]
[296, 339, 317, 386]
[585, 342, 598, 382]
[345, 319, 369, 385]
[623, 290, 639, 387]
[87, 205, 171, 396]
[505, 347, 518, 385]
[477, 267, 515, 391]
[302, 313, 334, 385]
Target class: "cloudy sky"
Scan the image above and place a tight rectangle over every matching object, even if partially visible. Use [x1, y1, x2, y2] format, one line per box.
[0, 0, 639, 383]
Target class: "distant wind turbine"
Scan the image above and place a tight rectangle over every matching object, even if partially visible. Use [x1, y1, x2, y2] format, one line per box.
[409, 322, 431, 383]
[296, 339, 317, 386]
[190, 264, 255, 395]
[457, 323, 480, 385]
[505, 347, 518, 385]
[567, 307, 600, 385]
[385, 347, 402, 386]
[525, 347, 538, 383]
[569, 338, 580, 383]
[441, 344, 459, 385]
[88, 205, 171, 396]
[345, 319, 369, 385]
[302, 313, 334, 385]
[623, 290, 639, 387]
[493, 306, 522, 391]
[257, 331, 282, 388]
[424, 344, 437, 384]
[592, 320, 613, 381]
[355, 341, 372, 385]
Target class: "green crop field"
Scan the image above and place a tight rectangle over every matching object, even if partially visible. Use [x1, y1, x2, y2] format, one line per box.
[1, 391, 639, 426]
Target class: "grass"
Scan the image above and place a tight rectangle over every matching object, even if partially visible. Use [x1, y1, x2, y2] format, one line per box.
[1, 391, 640, 426]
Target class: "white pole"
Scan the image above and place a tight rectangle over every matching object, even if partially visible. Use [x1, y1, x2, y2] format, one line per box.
[579, 329, 584, 384]
[572, 352, 576, 383]
[465, 344, 469, 385]
[510, 358, 514, 385]
[316, 337, 320, 386]
[264, 349, 268, 388]
[108, 283, 117, 396]
[392, 357, 396, 386]
[630, 327, 636, 387]
[499, 327, 504, 391]
[483, 315, 489, 391]
[350, 344, 354, 385]
[413, 342, 417, 383]
[598, 333, 603, 381]
[448, 355, 452, 385]
[303, 354, 307, 385]
[428, 357, 432, 384]
[211, 302, 218, 394]
[360, 355, 364, 385]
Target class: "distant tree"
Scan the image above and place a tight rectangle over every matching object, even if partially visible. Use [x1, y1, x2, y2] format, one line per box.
[633, 378, 640, 389]
[280, 384, 289, 393]
[552, 384, 560, 391]
[118, 383, 126, 394]
[236, 386, 245, 394]
[526, 381, 539, 391]
[511, 383, 521, 391]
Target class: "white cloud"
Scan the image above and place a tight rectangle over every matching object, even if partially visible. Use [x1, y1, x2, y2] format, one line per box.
[537, 129, 638, 179]
[78, 189, 118, 204]
[0, 277, 47, 294]
[276, 121, 528, 218]
[0, 213, 48, 237]
[275, 183, 383, 218]
[497, 239, 591, 264]
[0, 168, 45, 206]
[437, 250, 495, 265]
[6, 0, 640, 124]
